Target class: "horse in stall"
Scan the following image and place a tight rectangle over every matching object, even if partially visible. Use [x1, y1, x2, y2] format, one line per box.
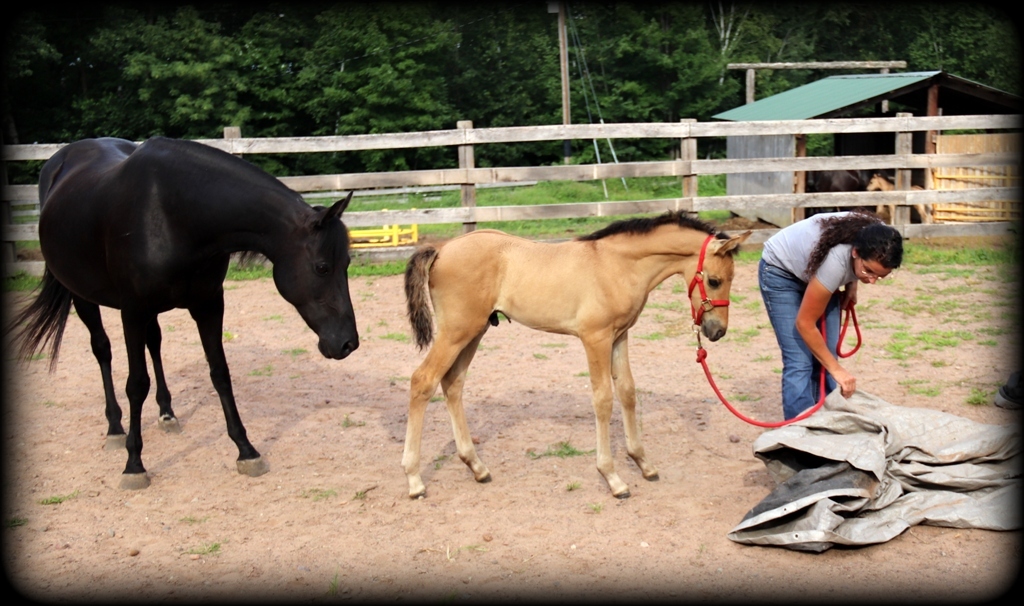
[866, 173, 930, 224]
[6, 137, 359, 490]
[402, 212, 751, 498]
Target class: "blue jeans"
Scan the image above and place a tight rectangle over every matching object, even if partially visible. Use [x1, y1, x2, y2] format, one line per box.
[758, 259, 841, 419]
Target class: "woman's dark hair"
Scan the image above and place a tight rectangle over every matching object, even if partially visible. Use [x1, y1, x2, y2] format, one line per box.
[805, 210, 903, 280]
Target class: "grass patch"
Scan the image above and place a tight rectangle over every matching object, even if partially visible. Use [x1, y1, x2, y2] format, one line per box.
[186, 542, 222, 556]
[899, 379, 942, 397]
[966, 388, 994, 406]
[283, 348, 308, 357]
[527, 441, 594, 460]
[39, 491, 79, 505]
[566, 481, 582, 492]
[300, 488, 337, 501]
[380, 333, 410, 343]
[180, 516, 209, 525]
[5, 517, 28, 528]
[249, 365, 273, 376]
[884, 329, 975, 360]
[342, 414, 365, 428]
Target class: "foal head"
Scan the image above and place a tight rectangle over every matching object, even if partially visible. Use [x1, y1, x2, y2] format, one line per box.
[687, 229, 750, 342]
[580, 211, 750, 342]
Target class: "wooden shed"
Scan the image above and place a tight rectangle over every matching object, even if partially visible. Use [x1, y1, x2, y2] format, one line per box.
[712, 71, 1022, 227]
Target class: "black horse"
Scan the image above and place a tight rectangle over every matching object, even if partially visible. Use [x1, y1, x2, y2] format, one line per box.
[6, 137, 359, 489]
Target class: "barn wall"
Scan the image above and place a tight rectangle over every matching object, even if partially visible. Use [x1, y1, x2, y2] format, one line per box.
[726, 134, 795, 227]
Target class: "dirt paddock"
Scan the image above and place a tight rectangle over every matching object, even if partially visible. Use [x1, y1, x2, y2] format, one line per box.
[2, 244, 1020, 602]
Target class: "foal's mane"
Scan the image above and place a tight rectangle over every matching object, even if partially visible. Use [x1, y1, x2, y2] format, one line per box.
[577, 211, 724, 242]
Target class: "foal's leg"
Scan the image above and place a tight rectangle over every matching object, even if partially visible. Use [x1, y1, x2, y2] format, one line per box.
[72, 298, 126, 451]
[188, 298, 267, 477]
[403, 331, 481, 498]
[582, 334, 631, 498]
[119, 310, 155, 489]
[441, 331, 491, 484]
[146, 318, 180, 434]
[611, 335, 659, 481]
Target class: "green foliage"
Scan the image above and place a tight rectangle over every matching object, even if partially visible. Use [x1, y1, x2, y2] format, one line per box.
[7, 3, 1016, 158]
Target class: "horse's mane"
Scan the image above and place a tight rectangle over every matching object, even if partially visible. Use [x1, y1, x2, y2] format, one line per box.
[577, 211, 723, 242]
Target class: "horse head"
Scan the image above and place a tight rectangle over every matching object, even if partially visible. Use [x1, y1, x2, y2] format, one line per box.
[273, 192, 359, 360]
[866, 173, 894, 192]
[688, 230, 751, 342]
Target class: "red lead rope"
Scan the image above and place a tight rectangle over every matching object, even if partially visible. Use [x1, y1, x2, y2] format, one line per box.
[688, 235, 862, 428]
[695, 305, 860, 428]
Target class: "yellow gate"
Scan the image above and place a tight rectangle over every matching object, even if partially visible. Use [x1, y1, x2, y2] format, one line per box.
[349, 224, 419, 248]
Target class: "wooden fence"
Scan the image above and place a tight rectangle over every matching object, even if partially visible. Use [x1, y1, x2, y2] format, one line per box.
[3, 114, 1021, 276]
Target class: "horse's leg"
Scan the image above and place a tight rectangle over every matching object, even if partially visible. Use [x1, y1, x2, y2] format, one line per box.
[403, 335, 474, 498]
[611, 335, 658, 481]
[146, 318, 180, 434]
[188, 299, 267, 477]
[71, 297, 126, 451]
[119, 310, 155, 490]
[582, 334, 631, 498]
[441, 331, 491, 484]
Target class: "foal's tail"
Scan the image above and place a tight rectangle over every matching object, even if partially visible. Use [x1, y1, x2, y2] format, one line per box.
[404, 246, 439, 350]
[4, 268, 73, 372]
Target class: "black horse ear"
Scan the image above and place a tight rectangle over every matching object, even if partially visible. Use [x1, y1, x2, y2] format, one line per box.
[314, 191, 353, 228]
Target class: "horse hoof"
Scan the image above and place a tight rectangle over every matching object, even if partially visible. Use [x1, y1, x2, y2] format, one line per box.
[236, 457, 269, 477]
[104, 435, 127, 451]
[409, 490, 426, 500]
[476, 473, 492, 484]
[644, 472, 660, 482]
[119, 473, 151, 490]
[158, 416, 182, 434]
[614, 490, 631, 500]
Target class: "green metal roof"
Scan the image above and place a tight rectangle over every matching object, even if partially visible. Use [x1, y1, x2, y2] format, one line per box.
[712, 71, 941, 121]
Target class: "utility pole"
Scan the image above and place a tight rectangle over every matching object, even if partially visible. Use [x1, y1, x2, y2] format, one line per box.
[550, 1, 571, 164]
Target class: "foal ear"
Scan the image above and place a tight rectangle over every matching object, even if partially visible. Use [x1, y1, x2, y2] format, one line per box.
[713, 230, 752, 256]
[314, 191, 354, 229]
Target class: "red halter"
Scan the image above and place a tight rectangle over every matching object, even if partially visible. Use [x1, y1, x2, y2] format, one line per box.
[688, 232, 863, 428]
[688, 235, 731, 328]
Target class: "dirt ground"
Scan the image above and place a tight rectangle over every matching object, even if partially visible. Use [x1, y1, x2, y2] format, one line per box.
[2, 237, 1021, 603]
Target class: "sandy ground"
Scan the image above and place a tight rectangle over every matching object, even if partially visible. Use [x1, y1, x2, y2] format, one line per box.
[2, 240, 1020, 603]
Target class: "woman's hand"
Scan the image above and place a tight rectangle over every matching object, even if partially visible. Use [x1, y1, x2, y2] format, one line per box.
[831, 365, 856, 398]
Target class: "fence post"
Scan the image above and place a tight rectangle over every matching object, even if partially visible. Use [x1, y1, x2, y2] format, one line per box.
[224, 126, 242, 157]
[1, 145, 11, 269]
[893, 112, 913, 225]
[458, 120, 477, 233]
[680, 119, 697, 214]
[792, 133, 808, 223]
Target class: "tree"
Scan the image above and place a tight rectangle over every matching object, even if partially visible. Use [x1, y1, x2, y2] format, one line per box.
[296, 3, 460, 173]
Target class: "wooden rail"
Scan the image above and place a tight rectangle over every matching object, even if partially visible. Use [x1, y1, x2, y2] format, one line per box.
[4, 114, 1021, 276]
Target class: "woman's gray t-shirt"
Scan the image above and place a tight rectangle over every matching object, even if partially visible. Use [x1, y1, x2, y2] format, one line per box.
[761, 212, 857, 293]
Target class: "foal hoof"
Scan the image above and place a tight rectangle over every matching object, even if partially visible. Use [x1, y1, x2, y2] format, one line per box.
[476, 472, 492, 484]
[119, 472, 151, 490]
[236, 457, 269, 477]
[104, 435, 127, 451]
[158, 416, 182, 434]
[644, 472, 660, 482]
[409, 490, 426, 500]
[614, 490, 631, 500]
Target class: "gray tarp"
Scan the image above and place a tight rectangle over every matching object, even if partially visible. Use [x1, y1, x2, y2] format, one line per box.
[728, 389, 1021, 552]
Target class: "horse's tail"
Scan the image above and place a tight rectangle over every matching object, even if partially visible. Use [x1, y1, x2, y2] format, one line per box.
[404, 246, 439, 350]
[4, 268, 73, 372]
